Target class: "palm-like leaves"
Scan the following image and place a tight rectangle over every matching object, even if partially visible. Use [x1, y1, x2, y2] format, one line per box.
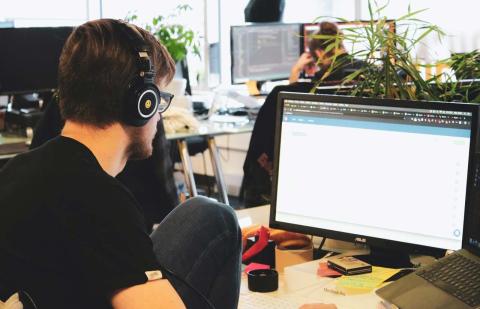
[310, 0, 480, 103]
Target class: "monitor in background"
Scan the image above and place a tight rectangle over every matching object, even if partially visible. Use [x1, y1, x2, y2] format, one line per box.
[0, 26, 73, 95]
[270, 92, 478, 266]
[230, 23, 302, 87]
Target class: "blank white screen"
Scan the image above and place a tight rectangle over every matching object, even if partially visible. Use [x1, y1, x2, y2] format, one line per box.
[275, 102, 471, 250]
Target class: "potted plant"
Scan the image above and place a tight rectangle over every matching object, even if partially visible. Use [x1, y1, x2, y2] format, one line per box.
[127, 4, 200, 94]
[445, 51, 480, 102]
[310, 1, 480, 103]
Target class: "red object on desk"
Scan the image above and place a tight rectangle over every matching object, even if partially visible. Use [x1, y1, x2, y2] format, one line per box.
[244, 262, 270, 274]
[317, 262, 342, 277]
[242, 226, 270, 262]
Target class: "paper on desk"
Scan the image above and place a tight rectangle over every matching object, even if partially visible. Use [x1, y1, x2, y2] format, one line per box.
[324, 266, 400, 295]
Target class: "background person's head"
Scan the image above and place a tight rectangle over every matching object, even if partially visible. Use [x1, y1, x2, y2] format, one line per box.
[308, 21, 346, 65]
[58, 19, 175, 159]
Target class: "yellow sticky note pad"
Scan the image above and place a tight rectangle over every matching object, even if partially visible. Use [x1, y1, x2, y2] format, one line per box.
[334, 266, 400, 295]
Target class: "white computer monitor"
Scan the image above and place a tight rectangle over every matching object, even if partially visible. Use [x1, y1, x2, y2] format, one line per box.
[270, 92, 478, 255]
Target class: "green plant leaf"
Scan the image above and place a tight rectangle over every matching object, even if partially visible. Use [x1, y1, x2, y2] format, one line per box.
[308, 0, 480, 103]
[136, 5, 200, 63]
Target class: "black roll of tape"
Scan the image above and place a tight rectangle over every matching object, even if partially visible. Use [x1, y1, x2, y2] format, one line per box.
[247, 269, 279, 292]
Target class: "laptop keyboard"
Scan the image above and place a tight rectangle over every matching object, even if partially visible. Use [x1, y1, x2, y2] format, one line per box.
[416, 253, 480, 307]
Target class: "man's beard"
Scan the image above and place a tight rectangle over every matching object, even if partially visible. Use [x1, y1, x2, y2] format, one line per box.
[126, 128, 155, 160]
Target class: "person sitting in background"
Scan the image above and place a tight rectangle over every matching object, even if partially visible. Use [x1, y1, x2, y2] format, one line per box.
[289, 21, 363, 84]
[0, 19, 241, 309]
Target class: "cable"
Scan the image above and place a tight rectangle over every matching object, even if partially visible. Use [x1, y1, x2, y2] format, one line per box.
[160, 265, 216, 309]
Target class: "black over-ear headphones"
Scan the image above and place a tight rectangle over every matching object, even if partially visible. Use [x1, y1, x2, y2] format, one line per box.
[115, 20, 160, 127]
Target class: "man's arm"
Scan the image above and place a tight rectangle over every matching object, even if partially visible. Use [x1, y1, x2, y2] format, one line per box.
[289, 52, 314, 84]
[111, 279, 185, 309]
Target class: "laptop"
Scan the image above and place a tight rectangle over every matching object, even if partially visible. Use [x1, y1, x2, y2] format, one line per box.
[376, 185, 480, 308]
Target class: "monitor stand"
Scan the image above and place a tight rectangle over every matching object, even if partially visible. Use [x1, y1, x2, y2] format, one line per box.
[352, 246, 446, 268]
[313, 246, 413, 268]
[354, 246, 414, 268]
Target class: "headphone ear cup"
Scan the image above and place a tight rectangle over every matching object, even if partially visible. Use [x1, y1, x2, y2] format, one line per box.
[124, 77, 160, 127]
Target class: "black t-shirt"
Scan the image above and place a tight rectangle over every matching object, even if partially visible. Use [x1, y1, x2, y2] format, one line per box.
[0, 136, 160, 309]
[313, 53, 365, 84]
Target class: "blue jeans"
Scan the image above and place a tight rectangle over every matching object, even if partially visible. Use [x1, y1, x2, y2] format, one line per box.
[150, 196, 241, 309]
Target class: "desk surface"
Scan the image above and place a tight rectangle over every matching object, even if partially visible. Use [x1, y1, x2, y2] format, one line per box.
[235, 205, 389, 309]
[165, 120, 253, 140]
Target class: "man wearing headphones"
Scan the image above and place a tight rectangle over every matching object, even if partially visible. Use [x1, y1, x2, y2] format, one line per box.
[0, 19, 241, 309]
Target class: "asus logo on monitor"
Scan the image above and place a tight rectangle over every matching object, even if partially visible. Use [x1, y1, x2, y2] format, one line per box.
[355, 237, 367, 243]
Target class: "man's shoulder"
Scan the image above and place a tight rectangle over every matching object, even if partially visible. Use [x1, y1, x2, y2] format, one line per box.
[2, 136, 78, 171]
[1, 136, 137, 207]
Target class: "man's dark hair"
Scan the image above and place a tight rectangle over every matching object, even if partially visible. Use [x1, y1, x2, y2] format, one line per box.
[309, 21, 345, 58]
[58, 19, 175, 127]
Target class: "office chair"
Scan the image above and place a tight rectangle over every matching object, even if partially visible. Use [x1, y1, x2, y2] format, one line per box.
[242, 82, 313, 207]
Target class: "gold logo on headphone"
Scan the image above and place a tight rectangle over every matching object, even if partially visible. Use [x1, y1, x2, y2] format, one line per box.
[145, 99, 152, 109]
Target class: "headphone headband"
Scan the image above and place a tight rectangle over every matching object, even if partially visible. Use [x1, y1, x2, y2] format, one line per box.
[116, 20, 153, 77]
[116, 20, 148, 51]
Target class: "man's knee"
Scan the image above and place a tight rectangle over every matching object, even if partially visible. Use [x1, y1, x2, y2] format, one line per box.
[181, 196, 241, 246]
[182, 196, 235, 217]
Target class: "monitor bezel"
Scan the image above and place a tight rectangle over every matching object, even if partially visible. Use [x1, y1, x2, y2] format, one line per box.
[270, 92, 479, 255]
[230, 22, 302, 85]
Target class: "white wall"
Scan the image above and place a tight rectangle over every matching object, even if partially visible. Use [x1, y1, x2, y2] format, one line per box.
[283, 0, 332, 23]
[0, 0, 100, 26]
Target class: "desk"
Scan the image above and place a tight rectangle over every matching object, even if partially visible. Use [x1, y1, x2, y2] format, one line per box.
[235, 206, 397, 309]
[166, 120, 253, 205]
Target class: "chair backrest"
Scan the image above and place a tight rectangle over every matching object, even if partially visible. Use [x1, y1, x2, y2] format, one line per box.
[242, 82, 314, 206]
